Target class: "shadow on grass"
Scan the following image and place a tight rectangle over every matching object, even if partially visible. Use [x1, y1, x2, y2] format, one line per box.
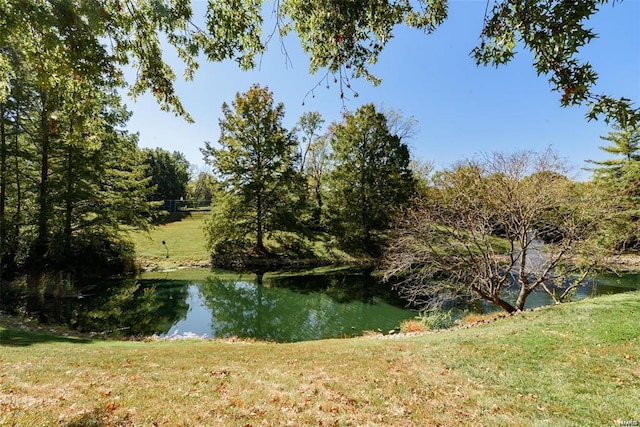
[0, 328, 92, 347]
[64, 406, 133, 427]
[152, 210, 192, 225]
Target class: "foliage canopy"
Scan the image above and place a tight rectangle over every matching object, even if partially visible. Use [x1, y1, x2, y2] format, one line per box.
[588, 124, 640, 251]
[142, 148, 191, 201]
[1, 0, 635, 127]
[327, 103, 415, 255]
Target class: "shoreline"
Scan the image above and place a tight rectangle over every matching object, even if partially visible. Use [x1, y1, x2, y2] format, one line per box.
[597, 254, 640, 273]
[136, 253, 640, 274]
[136, 255, 374, 273]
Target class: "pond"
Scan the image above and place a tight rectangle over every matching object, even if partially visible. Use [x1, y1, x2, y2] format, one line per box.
[0, 268, 416, 342]
[1, 269, 638, 342]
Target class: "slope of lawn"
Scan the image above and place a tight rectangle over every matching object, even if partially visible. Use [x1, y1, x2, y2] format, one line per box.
[130, 211, 358, 271]
[1, 291, 638, 426]
[130, 211, 211, 270]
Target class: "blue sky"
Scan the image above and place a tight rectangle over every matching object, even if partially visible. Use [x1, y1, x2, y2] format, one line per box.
[123, 0, 640, 179]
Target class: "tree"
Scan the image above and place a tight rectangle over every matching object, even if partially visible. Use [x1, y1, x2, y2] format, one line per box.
[382, 149, 603, 313]
[588, 124, 640, 251]
[2, 1, 635, 127]
[142, 148, 191, 201]
[380, 107, 419, 142]
[187, 167, 215, 206]
[202, 84, 302, 260]
[326, 104, 415, 255]
[294, 111, 325, 173]
[0, 16, 152, 277]
[294, 111, 328, 226]
[281, 0, 638, 126]
[589, 124, 640, 175]
[304, 130, 331, 228]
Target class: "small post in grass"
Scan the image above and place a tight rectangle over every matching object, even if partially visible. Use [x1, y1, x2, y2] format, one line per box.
[162, 240, 169, 258]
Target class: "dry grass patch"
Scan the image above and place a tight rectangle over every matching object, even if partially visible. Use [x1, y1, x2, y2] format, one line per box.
[460, 311, 507, 326]
[400, 318, 429, 333]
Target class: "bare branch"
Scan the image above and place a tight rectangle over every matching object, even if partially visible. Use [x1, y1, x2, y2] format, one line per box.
[382, 149, 603, 313]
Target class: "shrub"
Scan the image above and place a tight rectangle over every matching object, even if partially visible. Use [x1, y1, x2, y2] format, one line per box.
[417, 308, 456, 330]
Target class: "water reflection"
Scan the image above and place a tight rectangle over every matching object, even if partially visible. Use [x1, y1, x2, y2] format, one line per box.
[1, 278, 189, 337]
[1, 270, 638, 341]
[179, 271, 415, 342]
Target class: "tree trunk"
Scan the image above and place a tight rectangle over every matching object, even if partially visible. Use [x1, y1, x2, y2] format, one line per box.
[64, 150, 73, 255]
[12, 109, 22, 254]
[494, 297, 517, 314]
[64, 121, 74, 257]
[256, 191, 265, 253]
[34, 91, 51, 263]
[472, 285, 517, 314]
[313, 183, 323, 224]
[0, 103, 7, 254]
[514, 286, 531, 312]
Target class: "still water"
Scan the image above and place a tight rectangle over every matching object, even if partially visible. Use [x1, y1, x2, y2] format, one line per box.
[1, 269, 638, 342]
[159, 272, 414, 341]
[0, 269, 415, 342]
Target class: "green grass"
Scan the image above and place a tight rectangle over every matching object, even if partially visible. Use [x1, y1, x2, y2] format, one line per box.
[130, 212, 359, 270]
[1, 291, 639, 426]
[130, 211, 210, 270]
[140, 268, 255, 282]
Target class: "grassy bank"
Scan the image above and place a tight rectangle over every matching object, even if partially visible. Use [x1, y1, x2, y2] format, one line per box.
[130, 211, 360, 271]
[1, 291, 638, 426]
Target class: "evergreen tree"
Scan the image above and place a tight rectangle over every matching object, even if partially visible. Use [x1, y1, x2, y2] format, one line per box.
[142, 148, 191, 201]
[589, 124, 640, 251]
[326, 104, 415, 255]
[202, 84, 303, 262]
[589, 124, 640, 177]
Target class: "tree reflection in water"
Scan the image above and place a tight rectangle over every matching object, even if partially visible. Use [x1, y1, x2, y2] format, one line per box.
[1, 277, 189, 337]
[197, 270, 415, 342]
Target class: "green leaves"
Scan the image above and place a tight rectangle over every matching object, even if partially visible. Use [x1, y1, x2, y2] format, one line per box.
[473, 0, 637, 126]
[204, 0, 265, 70]
[142, 148, 191, 201]
[589, 124, 640, 251]
[327, 103, 416, 255]
[202, 84, 303, 257]
[279, 0, 443, 85]
[3, 0, 633, 126]
[0, 52, 13, 101]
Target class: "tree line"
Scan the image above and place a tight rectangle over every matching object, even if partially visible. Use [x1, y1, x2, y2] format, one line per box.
[201, 84, 416, 266]
[3, 70, 638, 316]
[0, 55, 151, 278]
[195, 84, 640, 313]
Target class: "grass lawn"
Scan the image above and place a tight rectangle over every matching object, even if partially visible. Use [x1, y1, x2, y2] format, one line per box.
[130, 211, 210, 270]
[130, 211, 358, 271]
[1, 291, 638, 426]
